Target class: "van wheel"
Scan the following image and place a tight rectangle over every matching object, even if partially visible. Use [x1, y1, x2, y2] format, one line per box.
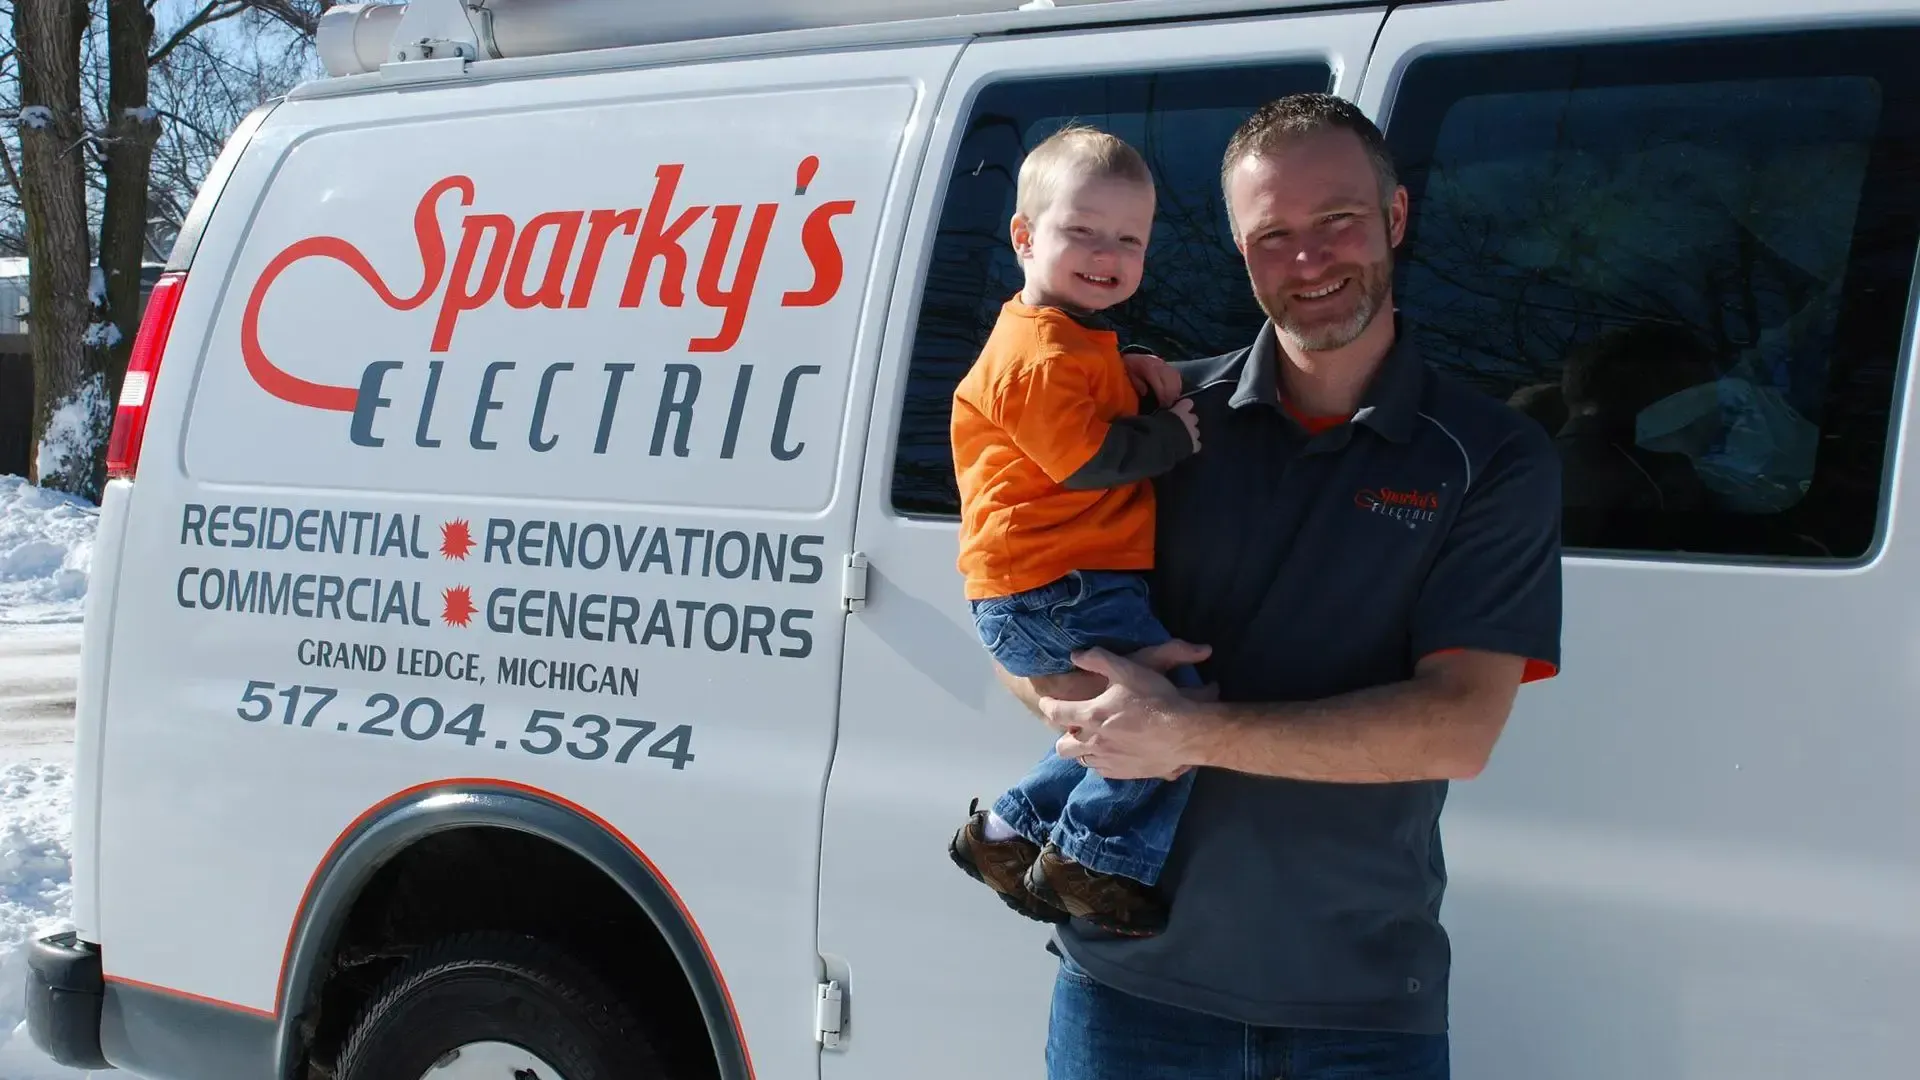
[334, 932, 662, 1080]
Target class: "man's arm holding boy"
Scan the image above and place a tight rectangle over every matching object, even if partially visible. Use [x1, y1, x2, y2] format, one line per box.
[999, 422, 1562, 785]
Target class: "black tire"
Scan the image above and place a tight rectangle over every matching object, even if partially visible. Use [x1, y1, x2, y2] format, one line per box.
[334, 931, 664, 1080]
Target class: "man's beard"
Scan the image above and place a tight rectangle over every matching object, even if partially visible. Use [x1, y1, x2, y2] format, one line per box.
[1264, 255, 1392, 353]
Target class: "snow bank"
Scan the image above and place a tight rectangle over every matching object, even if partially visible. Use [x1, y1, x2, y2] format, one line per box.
[0, 478, 96, 626]
[0, 760, 85, 1079]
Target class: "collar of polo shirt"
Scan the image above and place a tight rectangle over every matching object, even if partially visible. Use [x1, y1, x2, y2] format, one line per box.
[1228, 316, 1427, 444]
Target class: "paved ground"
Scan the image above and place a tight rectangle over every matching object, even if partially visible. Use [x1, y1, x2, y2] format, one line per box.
[0, 624, 80, 763]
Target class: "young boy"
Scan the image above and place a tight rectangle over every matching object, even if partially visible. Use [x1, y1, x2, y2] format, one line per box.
[946, 125, 1201, 938]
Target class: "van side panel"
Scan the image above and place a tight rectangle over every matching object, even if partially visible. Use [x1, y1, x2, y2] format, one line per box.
[93, 42, 959, 1080]
[71, 101, 276, 945]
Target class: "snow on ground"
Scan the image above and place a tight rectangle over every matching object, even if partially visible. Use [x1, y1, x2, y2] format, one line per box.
[0, 475, 94, 1077]
[0, 760, 82, 1080]
[0, 477, 96, 627]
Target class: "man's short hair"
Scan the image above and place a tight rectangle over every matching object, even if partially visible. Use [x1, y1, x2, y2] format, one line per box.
[1016, 122, 1154, 222]
[1219, 93, 1399, 209]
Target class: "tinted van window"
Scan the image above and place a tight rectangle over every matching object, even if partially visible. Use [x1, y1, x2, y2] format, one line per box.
[1388, 28, 1920, 560]
[891, 63, 1332, 516]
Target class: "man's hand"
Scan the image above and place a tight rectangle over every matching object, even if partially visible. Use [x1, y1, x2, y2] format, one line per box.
[1130, 637, 1215, 702]
[1031, 638, 1213, 734]
[1122, 351, 1183, 408]
[1040, 644, 1211, 781]
[998, 638, 1212, 728]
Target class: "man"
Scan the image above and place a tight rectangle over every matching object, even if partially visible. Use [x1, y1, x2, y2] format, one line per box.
[993, 93, 1563, 1079]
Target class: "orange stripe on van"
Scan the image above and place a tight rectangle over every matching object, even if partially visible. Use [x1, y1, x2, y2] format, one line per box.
[98, 779, 753, 1074]
[101, 973, 276, 1021]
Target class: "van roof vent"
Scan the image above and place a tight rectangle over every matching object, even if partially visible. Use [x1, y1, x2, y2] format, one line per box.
[316, 0, 1120, 77]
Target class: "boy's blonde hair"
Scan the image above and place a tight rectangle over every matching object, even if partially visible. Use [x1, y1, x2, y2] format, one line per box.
[1015, 123, 1154, 222]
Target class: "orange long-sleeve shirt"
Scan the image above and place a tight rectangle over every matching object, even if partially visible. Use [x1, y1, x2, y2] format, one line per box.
[951, 299, 1194, 600]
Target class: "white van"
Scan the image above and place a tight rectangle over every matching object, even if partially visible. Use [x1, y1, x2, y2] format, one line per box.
[22, 0, 1920, 1076]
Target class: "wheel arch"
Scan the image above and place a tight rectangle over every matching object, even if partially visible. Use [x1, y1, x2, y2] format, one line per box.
[271, 778, 752, 1080]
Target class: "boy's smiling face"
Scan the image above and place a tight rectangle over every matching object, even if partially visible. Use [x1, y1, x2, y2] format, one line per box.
[1012, 171, 1155, 313]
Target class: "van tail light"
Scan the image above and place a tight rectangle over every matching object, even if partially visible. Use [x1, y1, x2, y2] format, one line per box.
[106, 270, 186, 481]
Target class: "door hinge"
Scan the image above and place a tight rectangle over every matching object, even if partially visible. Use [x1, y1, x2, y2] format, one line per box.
[815, 979, 845, 1049]
[841, 552, 869, 612]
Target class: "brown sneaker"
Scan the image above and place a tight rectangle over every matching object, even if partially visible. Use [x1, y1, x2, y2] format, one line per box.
[948, 800, 1067, 924]
[1023, 842, 1167, 937]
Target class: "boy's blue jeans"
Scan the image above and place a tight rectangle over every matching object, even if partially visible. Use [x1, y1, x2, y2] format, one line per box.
[970, 570, 1199, 886]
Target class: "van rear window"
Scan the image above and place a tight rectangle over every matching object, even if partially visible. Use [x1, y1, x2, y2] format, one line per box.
[1387, 27, 1920, 561]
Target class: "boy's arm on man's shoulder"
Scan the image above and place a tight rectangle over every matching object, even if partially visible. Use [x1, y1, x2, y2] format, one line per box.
[994, 348, 1193, 487]
[1059, 411, 1194, 490]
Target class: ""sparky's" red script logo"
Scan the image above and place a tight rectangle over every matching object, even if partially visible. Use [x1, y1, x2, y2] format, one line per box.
[241, 156, 855, 413]
[1354, 486, 1442, 525]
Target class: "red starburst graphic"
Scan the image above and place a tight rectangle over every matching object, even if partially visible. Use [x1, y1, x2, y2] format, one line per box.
[440, 519, 474, 560]
[441, 586, 476, 627]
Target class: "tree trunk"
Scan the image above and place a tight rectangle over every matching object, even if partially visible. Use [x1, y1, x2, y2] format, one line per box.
[94, 0, 161, 495]
[15, 0, 100, 498]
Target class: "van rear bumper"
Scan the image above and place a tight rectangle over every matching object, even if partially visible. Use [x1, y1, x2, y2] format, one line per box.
[24, 930, 112, 1070]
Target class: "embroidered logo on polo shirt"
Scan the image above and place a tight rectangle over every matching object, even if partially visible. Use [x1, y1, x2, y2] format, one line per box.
[1354, 486, 1441, 525]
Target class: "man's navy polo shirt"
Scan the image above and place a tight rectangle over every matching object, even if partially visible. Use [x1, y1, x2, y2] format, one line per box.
[1055, 318, 1563, 1035]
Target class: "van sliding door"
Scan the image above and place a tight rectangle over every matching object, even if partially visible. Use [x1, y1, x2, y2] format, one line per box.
[822, 10, 1385, 1079]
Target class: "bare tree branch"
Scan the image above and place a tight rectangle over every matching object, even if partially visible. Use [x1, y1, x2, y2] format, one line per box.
[147, 0, 244, 67]
[237, 0, 331, 38]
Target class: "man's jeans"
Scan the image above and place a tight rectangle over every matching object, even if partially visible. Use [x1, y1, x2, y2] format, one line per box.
[972, 570, 1200, 885]
[1047, 952, 1449, 1080]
